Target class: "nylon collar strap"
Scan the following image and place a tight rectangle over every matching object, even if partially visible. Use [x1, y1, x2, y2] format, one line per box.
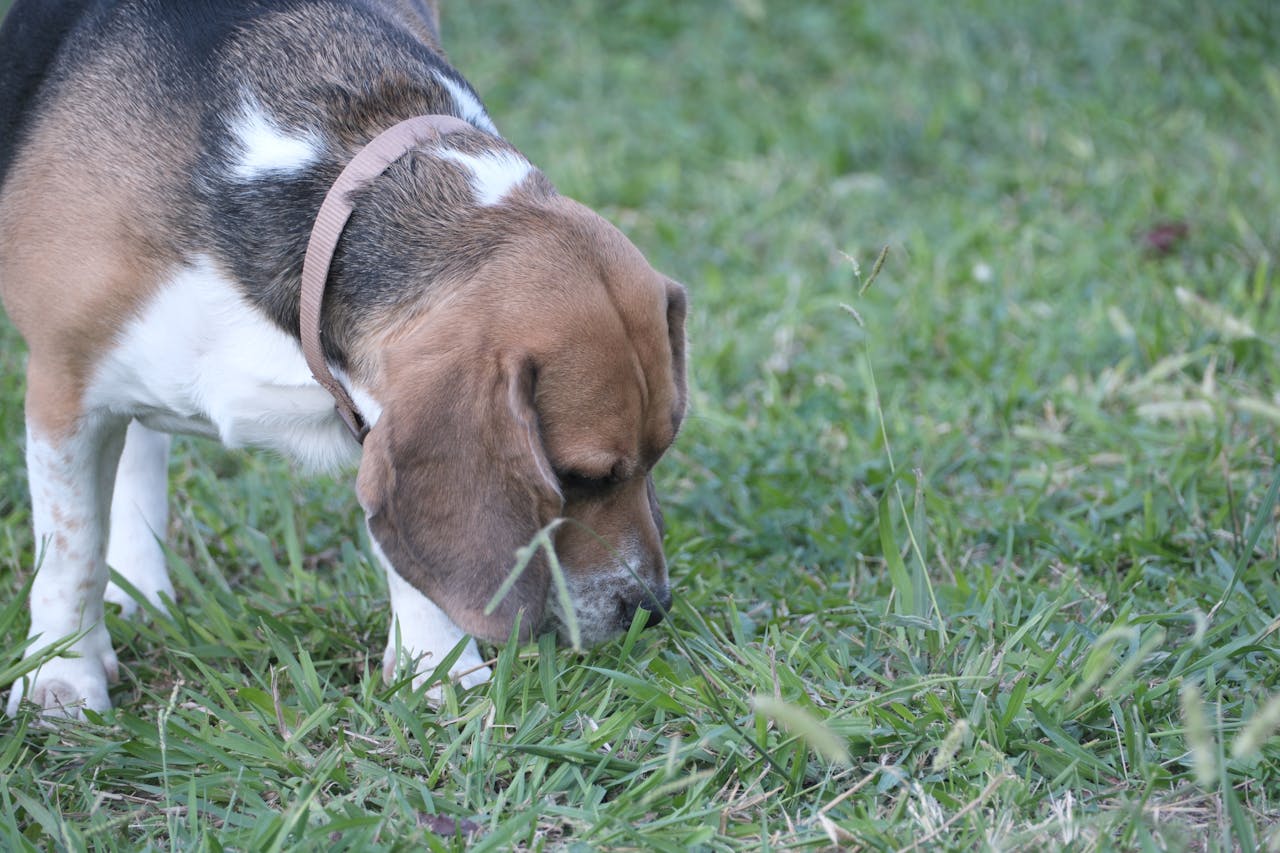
[299, 114, 474, 443]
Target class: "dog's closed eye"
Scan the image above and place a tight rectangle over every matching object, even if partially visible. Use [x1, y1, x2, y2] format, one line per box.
[557, 469, 618, 492]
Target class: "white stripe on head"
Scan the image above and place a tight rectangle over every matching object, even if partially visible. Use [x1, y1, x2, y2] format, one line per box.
[438, 148, 533, 206]
[229, 100, 322, 180]
[434, 71, 500, 135]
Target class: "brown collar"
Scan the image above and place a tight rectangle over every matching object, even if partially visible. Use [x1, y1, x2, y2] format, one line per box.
[299, 114, 474, 443]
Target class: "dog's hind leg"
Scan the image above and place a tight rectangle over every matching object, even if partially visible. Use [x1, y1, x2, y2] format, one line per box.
[105, 421, 173, 617]
[7, 367, 128, 718]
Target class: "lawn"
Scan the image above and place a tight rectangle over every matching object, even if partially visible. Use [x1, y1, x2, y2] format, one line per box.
[2, 0, 1279, 849]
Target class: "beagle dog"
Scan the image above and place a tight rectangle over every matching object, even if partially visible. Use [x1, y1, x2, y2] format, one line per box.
[0, 0, 687, 717]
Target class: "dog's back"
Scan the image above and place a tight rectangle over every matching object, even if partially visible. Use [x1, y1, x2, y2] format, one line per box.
[0, 0, 445, 192]
[0, 0, 110, 189]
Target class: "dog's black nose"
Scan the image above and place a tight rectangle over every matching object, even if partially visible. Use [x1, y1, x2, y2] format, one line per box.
[621, 588, 673, 630]
[641, 602, 666, 629]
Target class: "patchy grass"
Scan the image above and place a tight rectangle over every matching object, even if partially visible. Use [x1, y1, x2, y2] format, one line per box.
[2, 0, 1279, 849]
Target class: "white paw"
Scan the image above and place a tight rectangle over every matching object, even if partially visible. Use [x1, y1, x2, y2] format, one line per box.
[106, 529, 173, 619]
[5, 653, 114, 719]
[376, 555, 492, 703]
[382, 637, 492, 703]
[7, 621, 119, 718]
[104, 573, 175, 618]
[453, 661, 494, 691]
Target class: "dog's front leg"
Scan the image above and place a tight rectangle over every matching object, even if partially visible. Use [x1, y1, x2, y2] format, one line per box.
[106, 421, 173, 616]
[7, 387, 128, 718]
[371, 539, 492, 701]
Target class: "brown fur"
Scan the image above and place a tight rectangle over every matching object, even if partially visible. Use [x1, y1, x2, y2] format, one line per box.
[358, 196, 686, 639]
[0, 16, 199, 437]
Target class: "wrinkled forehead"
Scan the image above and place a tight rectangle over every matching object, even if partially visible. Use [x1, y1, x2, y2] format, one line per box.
[493, 199, 683, 468]
[523, 290, 674, 471]
[535, 298, 678, 470]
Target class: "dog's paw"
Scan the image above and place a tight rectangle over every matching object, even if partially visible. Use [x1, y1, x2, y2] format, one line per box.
[7, 622, 118, 718]
[421, 661, 493, 705]
[106, 537, 174, 619]
[104, 574, 174, 618]
[5, 654, 114, 719]
[450, 661, 494, 690]
[382, 637, 492, 704]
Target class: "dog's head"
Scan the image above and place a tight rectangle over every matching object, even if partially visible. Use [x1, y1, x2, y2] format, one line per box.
[356, 197, 687, 645]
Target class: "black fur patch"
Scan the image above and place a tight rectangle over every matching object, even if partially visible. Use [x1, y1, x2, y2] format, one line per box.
[0, 0, 112, 190]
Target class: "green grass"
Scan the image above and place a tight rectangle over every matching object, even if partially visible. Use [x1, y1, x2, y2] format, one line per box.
[3, 0, 1280, 849]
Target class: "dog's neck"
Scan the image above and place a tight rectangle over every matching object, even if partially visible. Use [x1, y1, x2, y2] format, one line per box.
[192, 98, 554, 382]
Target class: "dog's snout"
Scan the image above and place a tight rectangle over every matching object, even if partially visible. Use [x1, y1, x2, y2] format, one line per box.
[619, 587, 673, 630]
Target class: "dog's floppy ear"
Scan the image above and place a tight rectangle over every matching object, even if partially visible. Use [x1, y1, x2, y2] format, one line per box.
[666, 279, 689, 428]
[357, 349, 562, 642]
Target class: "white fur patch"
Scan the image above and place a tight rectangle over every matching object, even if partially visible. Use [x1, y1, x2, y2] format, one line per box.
[434, 71, 499, 135]
[373, 538, 492, 696]
[438, 148, 532, 206]
[87, 256, 370, 472]
[228, 101, 321, 180]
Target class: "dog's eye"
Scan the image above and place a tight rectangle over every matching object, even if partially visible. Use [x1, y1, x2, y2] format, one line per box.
[558, 470, 613, 492]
